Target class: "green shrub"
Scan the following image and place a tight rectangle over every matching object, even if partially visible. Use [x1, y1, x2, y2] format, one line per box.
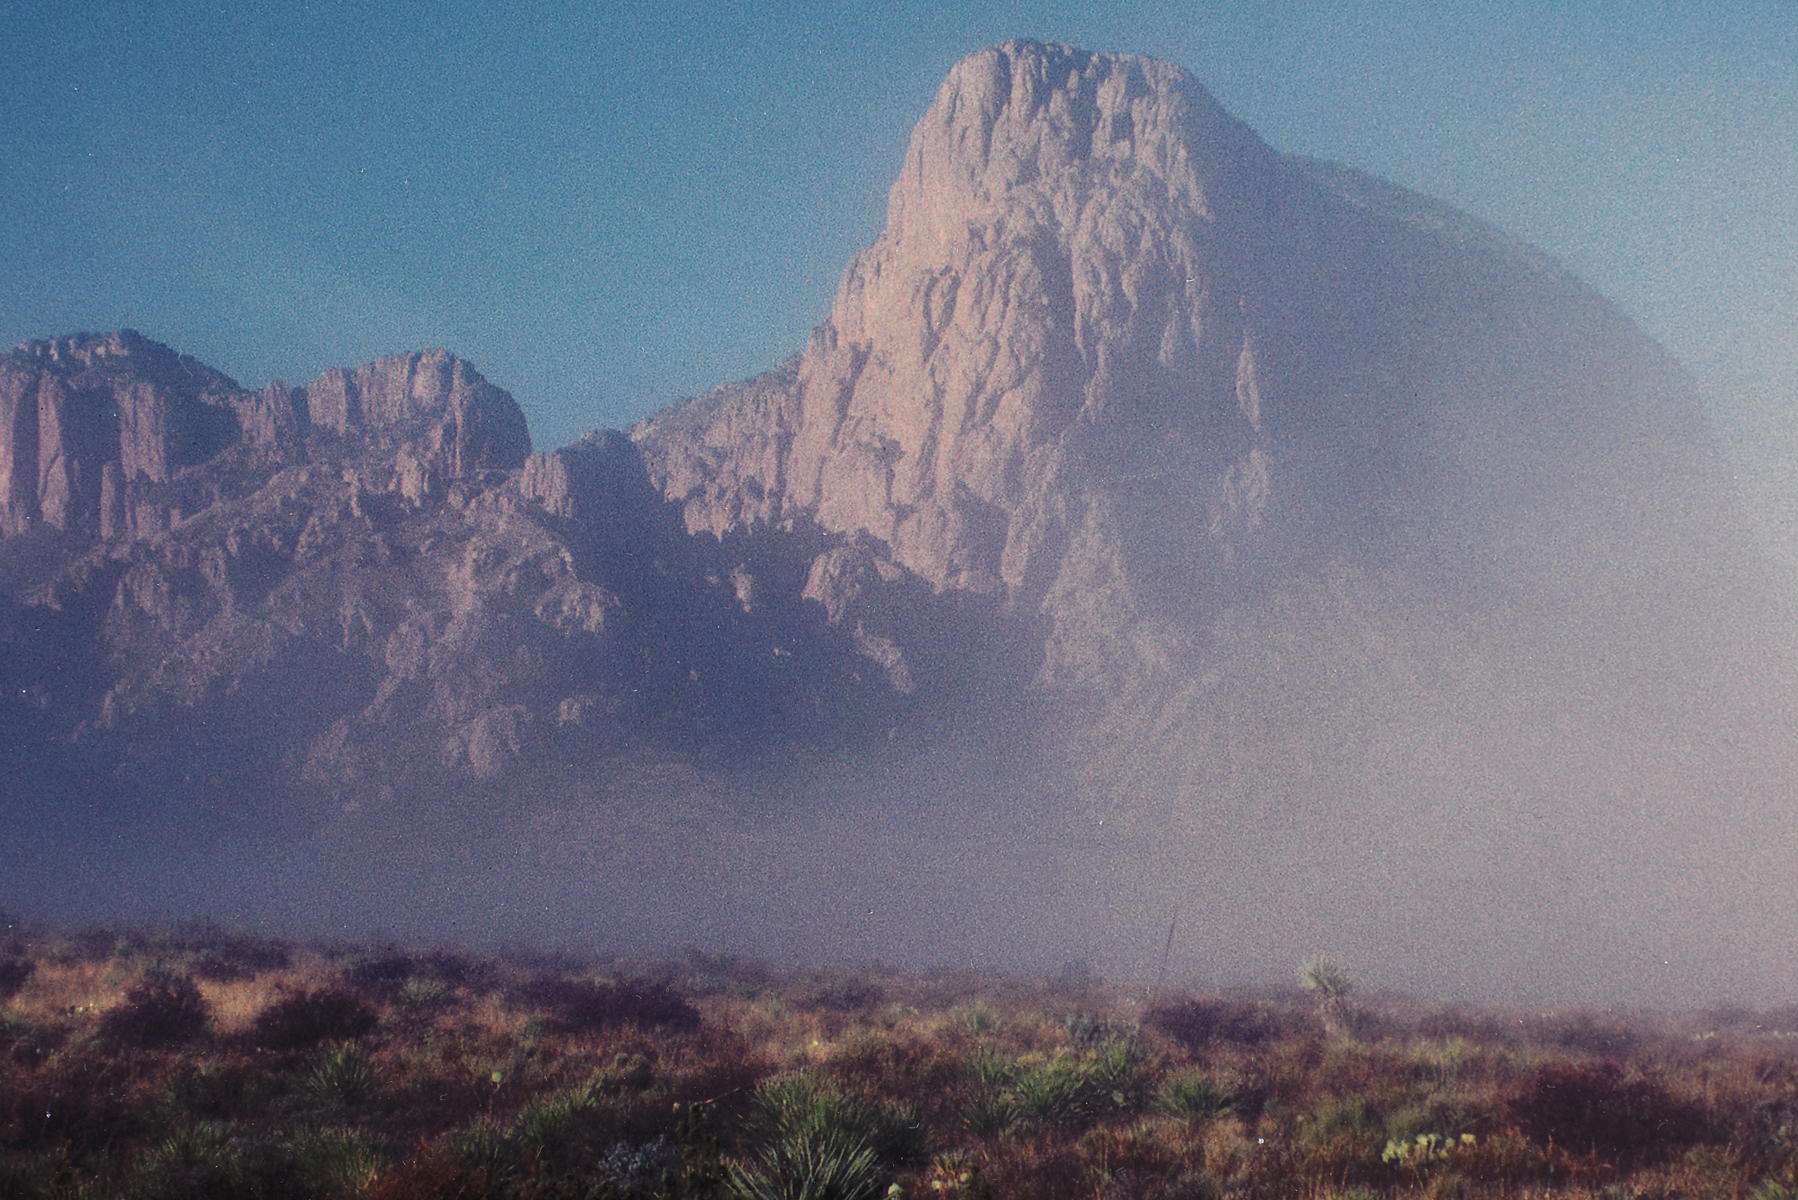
[1009, 1041, 1144, 1131]
[1299, 1095, 1382, 1149]
[962, 1091, 1021, 1139]
[747, 1074, 928, 1169]
[512, 1082, 605, 1173]
[301, 1041, 381, 1107]
[284, 1127, 386, 1197]
[960, 1002, 1002, 1037]
[1157, 1070, 1233, 1120]
[398, 977, 455, 1012]
[443, 1119, 516, 1183]
[728, 1127, 883, 1200]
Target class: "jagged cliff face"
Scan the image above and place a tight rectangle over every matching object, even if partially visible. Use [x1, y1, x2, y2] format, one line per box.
[636, 42, 1748, 697]
[0, 334, 899, 818]
[0, 332, 530, 545]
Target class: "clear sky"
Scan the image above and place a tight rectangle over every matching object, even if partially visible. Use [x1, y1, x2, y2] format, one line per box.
[2, 0, 1792, 457]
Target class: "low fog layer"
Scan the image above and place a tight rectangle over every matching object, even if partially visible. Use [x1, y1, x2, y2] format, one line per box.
[3, 44, 1794, 1010]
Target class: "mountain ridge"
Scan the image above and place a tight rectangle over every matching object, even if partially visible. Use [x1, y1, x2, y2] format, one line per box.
[1, 42, 1792, 1003]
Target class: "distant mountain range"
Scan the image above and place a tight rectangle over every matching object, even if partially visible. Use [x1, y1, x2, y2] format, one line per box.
[3, 43, 1792, 1004]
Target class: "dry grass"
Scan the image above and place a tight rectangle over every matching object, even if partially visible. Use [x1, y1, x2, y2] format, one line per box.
[2, 923, 1798, 1199]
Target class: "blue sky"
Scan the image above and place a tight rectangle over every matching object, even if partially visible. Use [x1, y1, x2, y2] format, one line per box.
[2, 0, 1792, 455]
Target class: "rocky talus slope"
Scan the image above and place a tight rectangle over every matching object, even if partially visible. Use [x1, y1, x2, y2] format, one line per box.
[1, 43, 1792, 1000]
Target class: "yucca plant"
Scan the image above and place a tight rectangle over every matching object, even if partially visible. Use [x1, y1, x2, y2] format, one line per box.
[443, 1119, 516, 1185]
[135, 1119, 248, 1195]
[1298, 956, 1354, 1038]
[1157, 1070, 1233, 1121]
[728, 1127, 883, 1200]
[962, 1090, 1021, 1139]
[284, 1127, 386, 1198]
[747, 1074, 928, 1168]
[512, 1081, 603, 1173]
[302, 1041, 381, 1107]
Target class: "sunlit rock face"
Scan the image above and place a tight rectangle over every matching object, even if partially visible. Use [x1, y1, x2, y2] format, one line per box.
[0, 333, 530, 544]
[622, 43, 1795, 1000]
[636, 41, 1752, 698]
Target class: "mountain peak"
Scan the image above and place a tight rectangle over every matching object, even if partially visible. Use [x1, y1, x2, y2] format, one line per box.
[887, 41, 1266, 250]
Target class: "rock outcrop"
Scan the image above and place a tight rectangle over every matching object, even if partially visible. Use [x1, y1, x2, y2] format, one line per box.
[0, 333, 530, 549]
[0, 331, 245, 539]
[636, 42, 1750, 699]
[0, 333, 906, 814]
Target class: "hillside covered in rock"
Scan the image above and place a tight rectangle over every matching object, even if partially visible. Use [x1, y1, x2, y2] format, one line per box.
[2, 43, 1793, 1003]
[0, 332, 911, 829]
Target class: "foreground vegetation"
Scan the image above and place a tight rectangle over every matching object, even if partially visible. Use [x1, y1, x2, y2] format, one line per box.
[4, 921, 1798, 1198]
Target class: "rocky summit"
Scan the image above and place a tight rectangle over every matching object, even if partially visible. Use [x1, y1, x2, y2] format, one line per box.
[2, 43, 1793, 1003]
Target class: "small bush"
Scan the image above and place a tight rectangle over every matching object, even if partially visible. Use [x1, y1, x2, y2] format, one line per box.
[523, 976, 701, 1034]
[284, 1126, 387, 1195]
[441, 1119, 516, 1186]
[398, 977, 456, 1012]
[598, 1134, 681, 1193]
[0, 957, 33, 1002]
[184, 929, 291, 981]
[1523, 1011, 1643, 1058]
[1011, 1045, 1144, 1131]
[345, 953, 415, 989]
[1147, 997, 1280, 1050]
[749, 1073, 930, 1169]
[1158, 1070, 1234, 1120]
[131, 1120, 257, 1199]
[806, 978, 885, 1013]
[1507, 1059, 1706, 1166]
[252, 985, 378, 1049]
[729, 1127, 883, 1200]
[1, 1012, 62, 1067]
[1062, 1012, 1134, 1047]
[301, 1041, 381, 1107]
[99, 970, 210, 1048]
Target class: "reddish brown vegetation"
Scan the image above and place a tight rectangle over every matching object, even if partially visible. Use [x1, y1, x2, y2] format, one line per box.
[2, 924, 1797, 1198]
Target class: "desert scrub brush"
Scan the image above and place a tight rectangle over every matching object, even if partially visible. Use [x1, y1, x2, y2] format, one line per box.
[282, 1126, 387, 1197]
[301, 1041, 381, 1107]
[1156, 1069, 1233, 1121]
[728, 1126, 883, 1200]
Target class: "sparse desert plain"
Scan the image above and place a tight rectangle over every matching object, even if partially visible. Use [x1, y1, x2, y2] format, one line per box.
[4, 919, 1798, 1199]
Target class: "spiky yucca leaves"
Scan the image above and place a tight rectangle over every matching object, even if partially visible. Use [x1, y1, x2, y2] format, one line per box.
[442, 1119, 515, 1185]
[302, 1041, 381, 1107]
[746, 1074, 929, 1170]
[727, 1127, 882, 1200]
[132, 1120, 253, 1198]
[512, 1080, 610, 1175]
[1298, 956, 1354, 1038]
[1157, 1070, 1234, 1121]
[968, 1036, 1148, 1135]
[284, 1127, 386, 1198]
